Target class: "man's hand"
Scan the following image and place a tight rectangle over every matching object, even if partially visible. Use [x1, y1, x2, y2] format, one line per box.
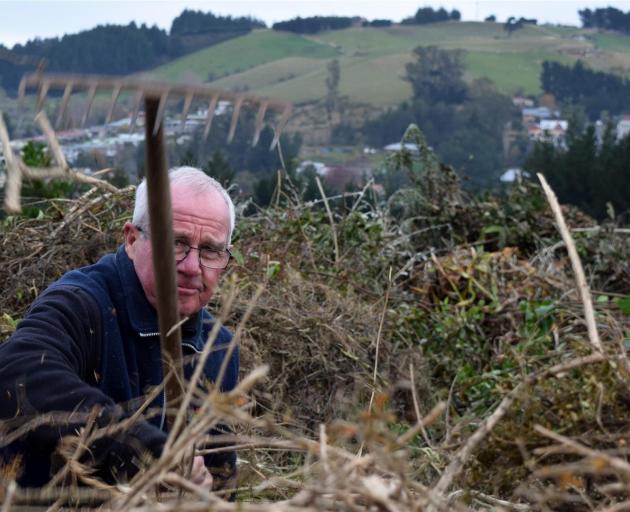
[190, 455, 213, 489]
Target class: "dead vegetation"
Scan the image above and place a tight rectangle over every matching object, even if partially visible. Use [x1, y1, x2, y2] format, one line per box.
[1, 128, 630, 510]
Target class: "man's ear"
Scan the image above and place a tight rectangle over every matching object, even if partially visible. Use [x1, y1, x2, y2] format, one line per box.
[123, 222, 139, 259]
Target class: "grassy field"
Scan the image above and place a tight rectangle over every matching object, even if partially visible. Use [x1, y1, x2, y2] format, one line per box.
[211, 53, 414, 105]
[91, 23, 630, 106]
[154, 29, 338, 83]
[464, 50, 574, 95]
[592, 32, 630, 52]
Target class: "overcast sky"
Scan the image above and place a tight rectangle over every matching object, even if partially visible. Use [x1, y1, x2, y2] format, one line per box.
[2, 0, 630, 47]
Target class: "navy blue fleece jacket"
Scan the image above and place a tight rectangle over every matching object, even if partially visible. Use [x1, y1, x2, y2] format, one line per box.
[0, 245, 238, 487]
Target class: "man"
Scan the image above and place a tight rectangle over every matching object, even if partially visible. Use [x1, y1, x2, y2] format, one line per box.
[0, 166, 238, 491]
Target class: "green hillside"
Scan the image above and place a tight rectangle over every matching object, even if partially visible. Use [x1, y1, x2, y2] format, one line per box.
[150, 21, 630, 106]
[154, 29, 338, 82]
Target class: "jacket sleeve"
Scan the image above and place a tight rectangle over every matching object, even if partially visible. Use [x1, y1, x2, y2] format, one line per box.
[0, 286, 167, 483]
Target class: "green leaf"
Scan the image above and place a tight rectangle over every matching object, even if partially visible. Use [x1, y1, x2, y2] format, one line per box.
[534, 303, 554, 316]
[2, 313, 18, 330]
[266, 260, 281, 279]
[481, 224, 503, 235]
[230, 248, 245, 266]
[616, 297, 630, 316]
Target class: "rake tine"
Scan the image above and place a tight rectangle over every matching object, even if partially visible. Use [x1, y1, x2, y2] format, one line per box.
[227, 96, 244, 144]
[36, 79, 50, 112]
[105, 83, 122, 124]
[36, 111, 69, 172]
[180, 92, 194, 130]
[0, 111, 22, 213]
[55, 81, 74, 128]
[203, 95, 219, 139]
[130, 89, 143, 131]
[270, 103, 292, 151]
[17, 77, 27, 111]
[152, 90, 169, 136]
[252, 100, 269, 147]
[81, 82, 98, 128]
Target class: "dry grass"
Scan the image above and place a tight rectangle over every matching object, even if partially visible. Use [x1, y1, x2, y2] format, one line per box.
[1, 181, 629, 511]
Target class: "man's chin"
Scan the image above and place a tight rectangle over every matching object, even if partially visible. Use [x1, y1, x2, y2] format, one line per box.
[178, 295, 202, 317]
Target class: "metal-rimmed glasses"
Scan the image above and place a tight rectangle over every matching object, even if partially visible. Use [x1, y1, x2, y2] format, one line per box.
[136, 225, 231, 270]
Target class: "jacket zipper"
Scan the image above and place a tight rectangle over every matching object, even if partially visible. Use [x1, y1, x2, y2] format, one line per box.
[181, 342, 202, 354]
[137, 331, 166, 430]
[138, 331, 160, 337]
[137, 332, 200, 430]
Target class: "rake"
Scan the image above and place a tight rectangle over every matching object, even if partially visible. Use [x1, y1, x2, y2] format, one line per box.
[11, 71, 293, 438]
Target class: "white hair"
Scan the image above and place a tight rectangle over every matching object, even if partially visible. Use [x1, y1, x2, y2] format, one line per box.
[132, 166, 236, 244]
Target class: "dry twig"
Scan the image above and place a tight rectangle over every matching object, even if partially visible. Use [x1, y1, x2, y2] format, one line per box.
[538, 173, 602, 352]
[431, 353, 606, 502]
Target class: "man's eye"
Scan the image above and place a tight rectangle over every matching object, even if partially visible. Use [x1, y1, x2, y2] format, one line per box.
[201, 248, 220, 259]
[174, 240, 188, 248]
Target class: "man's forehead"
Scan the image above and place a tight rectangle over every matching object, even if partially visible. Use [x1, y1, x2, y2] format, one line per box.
[171, 210, 224, 224]
[170, 185, 229, 218]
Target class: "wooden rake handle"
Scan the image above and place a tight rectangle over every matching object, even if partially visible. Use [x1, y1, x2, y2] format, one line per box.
[144, 96, 184, 434]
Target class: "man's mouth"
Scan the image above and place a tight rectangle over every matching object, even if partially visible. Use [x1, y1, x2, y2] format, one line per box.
[177, 285, 200, 295]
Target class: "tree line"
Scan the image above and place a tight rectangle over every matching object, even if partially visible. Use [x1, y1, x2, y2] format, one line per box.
[272, 6, 461, 34]
[360, 46, 514, 189]
[272, 16, 355, 34]
[170, 9, 264, 36]
[525, 124, 630, 221]
[580, 7, 630, 33]
[541, 60, 630, 120]
[0, 10, 263, 94]
[401, 7, 461, 25]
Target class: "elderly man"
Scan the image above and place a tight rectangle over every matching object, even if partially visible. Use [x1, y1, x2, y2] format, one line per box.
[0, 166, 238, 491]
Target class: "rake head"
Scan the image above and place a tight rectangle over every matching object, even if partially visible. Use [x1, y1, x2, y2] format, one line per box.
[18, 72, 293, 150]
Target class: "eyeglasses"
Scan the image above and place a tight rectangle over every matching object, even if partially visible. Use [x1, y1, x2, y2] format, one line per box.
[136, 226, 231, 270]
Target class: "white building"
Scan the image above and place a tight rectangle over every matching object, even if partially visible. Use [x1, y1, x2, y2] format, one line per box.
[296, 160, 328, 176]
[617, 115, 630, 141]
[500, 168, 530, 183]
[529, 120, 568, 148]
[384, 142, 420, 154]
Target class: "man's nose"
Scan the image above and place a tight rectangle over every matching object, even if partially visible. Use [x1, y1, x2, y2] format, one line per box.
[176, 247, 202, 274]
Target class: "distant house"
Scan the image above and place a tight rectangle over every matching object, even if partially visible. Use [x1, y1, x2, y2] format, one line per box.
[522, 107, 554, 125]
[617, 115, 630, 141]
[384, 142, 420, 154]
[540, 119, 568, 132]
[500, 168, 530, 183]
[296, 160, 328, 176]
[529, 119, 568, 148]
[512, 96, 534, 108]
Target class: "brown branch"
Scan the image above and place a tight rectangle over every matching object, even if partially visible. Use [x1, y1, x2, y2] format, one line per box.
[534, 425, 630, 479]
[538, 173, 603, 353]
[431, 353, 606, 499]
[2, 111, 119, 213]
[315, 176, 340, 268]
[48, 185, 134, 239]
[1, 481, 17, 512]
[572, 227, 630, 235]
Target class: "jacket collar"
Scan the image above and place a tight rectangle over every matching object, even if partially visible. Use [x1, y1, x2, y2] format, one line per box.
[114, 245, 203, 341]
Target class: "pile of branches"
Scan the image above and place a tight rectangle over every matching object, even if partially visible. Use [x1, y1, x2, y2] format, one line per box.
[1, 142, 630, 510]
[0, 187, 134, 336]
